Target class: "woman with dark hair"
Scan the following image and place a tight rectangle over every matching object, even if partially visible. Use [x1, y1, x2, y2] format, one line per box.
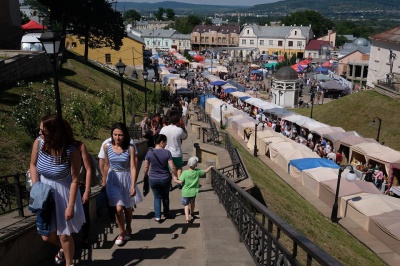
[102, 122, 142, 246]
[143, 134, 177, 223]
[29, 114, 84, 266]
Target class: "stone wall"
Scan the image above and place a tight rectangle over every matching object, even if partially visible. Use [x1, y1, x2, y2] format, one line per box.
[0, 50, 52, 87]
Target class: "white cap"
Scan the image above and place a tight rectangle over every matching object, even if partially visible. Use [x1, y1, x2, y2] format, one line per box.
[188, 156, 199, 168]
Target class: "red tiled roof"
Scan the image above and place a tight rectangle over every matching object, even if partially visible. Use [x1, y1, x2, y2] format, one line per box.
[305, 40, 330, 51]
[370, 26, 400, 44]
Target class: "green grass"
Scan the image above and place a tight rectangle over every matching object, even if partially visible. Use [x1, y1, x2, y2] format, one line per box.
[292, 90, 400, 150]
[0, 55, 148, 174]
[234, 138, 385, 265]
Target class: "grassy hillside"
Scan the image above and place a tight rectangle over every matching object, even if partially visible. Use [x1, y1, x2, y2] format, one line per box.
[293, 90, 400, 150]
[235, 138, 385, 265]
[0, 55, 147, 174]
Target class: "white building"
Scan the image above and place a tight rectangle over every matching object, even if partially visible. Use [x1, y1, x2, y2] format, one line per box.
[366, 26, 400, 94]
[238, 24, 313, 59]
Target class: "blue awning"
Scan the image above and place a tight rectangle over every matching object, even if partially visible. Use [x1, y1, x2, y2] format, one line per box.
[239, 96, 251, 101]
[223, 88, 237, 93]
[289, 158, 340, 171]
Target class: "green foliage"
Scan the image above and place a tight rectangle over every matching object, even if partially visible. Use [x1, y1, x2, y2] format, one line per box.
[20, 11, 30, 25]
[204, 17, 213, 25]
[126, 87, 143, 116]
[165, 8, 175, 20]
[123, 9, 141, 23]
[12, 85, 55, 139]
[281, 10, 335, 38]
[184, 50, 193, 62]
[65, 90, 115, 139]
[173, 15, 202, 34]
[335, 35, 349, 47]
[154, 7, 165, 20]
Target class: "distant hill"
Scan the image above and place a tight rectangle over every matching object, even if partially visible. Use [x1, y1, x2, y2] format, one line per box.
[243, 0, 400, 19]
[118, 1, 246, 13]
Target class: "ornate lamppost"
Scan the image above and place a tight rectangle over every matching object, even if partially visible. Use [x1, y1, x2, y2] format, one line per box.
[152, 76, 157, 113]
[38, 31, 63, 118]
[142, 68, 148, 112]
[115, 59, 127, 124]
[371, 117, 382, 142]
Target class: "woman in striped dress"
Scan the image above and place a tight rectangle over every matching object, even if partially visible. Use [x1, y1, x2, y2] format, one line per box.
[29, 114, 84, 266]
[102, 122, 142, 246]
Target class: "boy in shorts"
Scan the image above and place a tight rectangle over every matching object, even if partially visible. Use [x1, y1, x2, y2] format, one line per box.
[174, 156, 213, 223]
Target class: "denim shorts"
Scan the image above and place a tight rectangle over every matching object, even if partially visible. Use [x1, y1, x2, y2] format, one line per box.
[181, 196, 196, 206]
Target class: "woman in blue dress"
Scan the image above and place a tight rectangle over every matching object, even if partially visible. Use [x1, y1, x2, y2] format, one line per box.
[29, 114, 84, 266]
[102, 122, 142, 246]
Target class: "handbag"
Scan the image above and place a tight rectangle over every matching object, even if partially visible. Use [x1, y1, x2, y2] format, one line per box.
[143, 174, 149, 197]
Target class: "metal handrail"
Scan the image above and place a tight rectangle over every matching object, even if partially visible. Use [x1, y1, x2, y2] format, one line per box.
[0, 173, 27, 217]
[211, 169, 341, 266]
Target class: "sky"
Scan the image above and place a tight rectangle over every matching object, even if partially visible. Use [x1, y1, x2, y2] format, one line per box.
[125, 0, 280, 7]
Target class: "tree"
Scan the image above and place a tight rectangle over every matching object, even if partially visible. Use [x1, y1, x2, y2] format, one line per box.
[35, 0, 125, 62]
[204, 17, 213, 25]
[335, 35, 349, 47]
[154, 7, 165, 21]
[174, 15, 202, 34]
[281, 10, 334, 38]
[20, 11, 30, 25]
[165, 8, 175, 20]
[124, 9, 141, 23]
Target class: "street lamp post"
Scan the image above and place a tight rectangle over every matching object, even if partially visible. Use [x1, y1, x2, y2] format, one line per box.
[253, 121, 265, 157]
[38, 31, 63, 118]
[152, 76, 157, 114]
[159, 79, 163, 108]
[331, 165, 357, 223]
[371, 117, 382, 142]
[310, 86, 315, 119]
[115, 59, 127, 124]
[142, 68, 148, 112]
[220, 103, 227, 128]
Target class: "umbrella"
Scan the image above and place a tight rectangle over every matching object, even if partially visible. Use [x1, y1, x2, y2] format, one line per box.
[193, 55, 204, 62]
[239, 96, 251, 101]
[291, 64, 304, 73]
[298, 59, 311, 66]
[175, 59, 186, 65]
[321, 80, 345, 91]
[315, 66, 329, 74]
[175, 88, 192, 95]
[322, 61, 333, 68]
[314, 73, 331, 81]
[223, 88, 237, 93]
[210, 80, 227, 86]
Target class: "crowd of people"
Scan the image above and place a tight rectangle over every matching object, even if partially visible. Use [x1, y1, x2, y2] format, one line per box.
[28, 96, 211, 265]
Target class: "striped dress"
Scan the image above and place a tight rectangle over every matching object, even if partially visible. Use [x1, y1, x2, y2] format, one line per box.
[36, 138, 85, 236]
[106, 144, 142, 208]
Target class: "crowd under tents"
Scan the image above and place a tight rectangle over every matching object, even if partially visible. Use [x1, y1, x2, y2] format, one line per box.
[202, 89, 400, 254]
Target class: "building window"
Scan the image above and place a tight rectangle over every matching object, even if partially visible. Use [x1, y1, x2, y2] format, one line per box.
[278, 41, 283, 46]
[250, 40, 254, 45]
[212, 37, 214, 42]
[297, 41, 302, 47]
[173, 40, 176, 44]
[247, 30, 249, 34]
[294, 31, 297, 36]
[195, 37, 197, 42]
[242, 39, 246, 45]
[165, 41, 168, 46]
[147, 41, 149, 45]
[105, 54, 111, 64]
[158, 41, 160, 46]
[288, 41, 293, 47]
[269, 40, 273, 46]
[260, 40, 264, 45]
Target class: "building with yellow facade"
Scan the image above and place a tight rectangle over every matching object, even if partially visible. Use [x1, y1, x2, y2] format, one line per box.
[65, 32, 145, 71]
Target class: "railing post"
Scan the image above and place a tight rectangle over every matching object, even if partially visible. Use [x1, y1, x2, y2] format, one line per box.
[206, 159, 216, 184]
[14, 173, 25, 217]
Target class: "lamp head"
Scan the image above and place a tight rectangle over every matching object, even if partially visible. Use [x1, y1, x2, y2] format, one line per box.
[115, 58, 126, 76]
[371, 119, 375, 126]
[345, 170, 357, 182]
[38, 31, 62, 55]
[143, 69, 148, 80]
[152, 76, 157, 83]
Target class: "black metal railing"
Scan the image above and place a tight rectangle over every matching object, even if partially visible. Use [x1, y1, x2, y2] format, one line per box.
[0, 173, 28, 217]
[211, 169, 341, 266]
